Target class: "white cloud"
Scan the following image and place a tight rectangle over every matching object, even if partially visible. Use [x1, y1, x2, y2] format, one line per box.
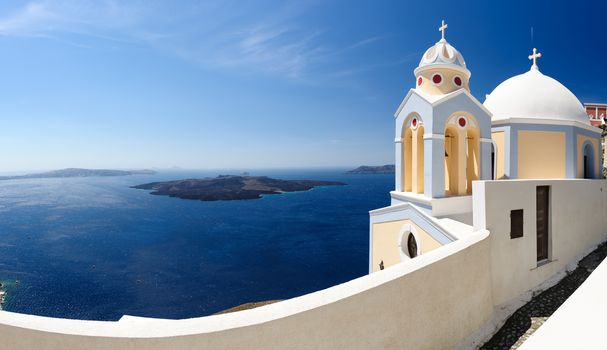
[0, 1, 384, 79]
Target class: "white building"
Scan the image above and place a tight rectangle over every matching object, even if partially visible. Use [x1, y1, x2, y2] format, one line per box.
[0, 20, 604, 350]
[370, 21, 603, 273]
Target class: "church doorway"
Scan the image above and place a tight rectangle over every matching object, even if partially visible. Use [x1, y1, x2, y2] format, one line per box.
[583, 143, 595, 179]
[536, 186, 550, 262]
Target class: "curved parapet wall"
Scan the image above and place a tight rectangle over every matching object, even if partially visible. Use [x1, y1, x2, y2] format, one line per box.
[0, 231, 491, 350]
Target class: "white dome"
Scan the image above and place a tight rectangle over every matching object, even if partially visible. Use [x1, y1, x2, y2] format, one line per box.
[414, 38, 470, 78]
[484, 67, 589, 125]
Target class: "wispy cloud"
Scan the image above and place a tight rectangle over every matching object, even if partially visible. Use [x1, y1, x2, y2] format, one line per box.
[0, 1, 383, 80]
[0, 2, 58, 37]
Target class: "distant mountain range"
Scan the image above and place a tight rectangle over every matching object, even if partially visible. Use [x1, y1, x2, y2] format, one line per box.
[347, 165, 395, 174]
[0, 168, 156, 180]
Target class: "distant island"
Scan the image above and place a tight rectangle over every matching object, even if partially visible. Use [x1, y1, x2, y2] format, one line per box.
[132, 175, 346, 201]
[0, 168, 156, 180]
[347, 165, 395, 174]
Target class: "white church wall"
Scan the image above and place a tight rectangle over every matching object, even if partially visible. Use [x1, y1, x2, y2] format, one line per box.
[472, 179, 607, 307]
[0, 231, 493, 350]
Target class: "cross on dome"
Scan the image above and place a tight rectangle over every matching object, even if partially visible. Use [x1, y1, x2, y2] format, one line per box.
[439, 20, 448, 40]
[528, 48, 542, 69]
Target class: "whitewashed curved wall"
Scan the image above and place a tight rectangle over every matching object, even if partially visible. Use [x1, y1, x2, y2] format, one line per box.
[0, 232, 492, 350]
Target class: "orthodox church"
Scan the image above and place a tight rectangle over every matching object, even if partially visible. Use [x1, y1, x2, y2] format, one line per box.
[370, 20, 603, 272]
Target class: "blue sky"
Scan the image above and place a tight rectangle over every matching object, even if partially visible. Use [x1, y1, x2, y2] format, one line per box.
[0, 0, 605, 171]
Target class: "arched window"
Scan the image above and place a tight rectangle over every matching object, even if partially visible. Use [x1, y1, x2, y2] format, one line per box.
[583, 143, 595, 179]
[407, 233, 418, 258]
[399, 224, 421, 260]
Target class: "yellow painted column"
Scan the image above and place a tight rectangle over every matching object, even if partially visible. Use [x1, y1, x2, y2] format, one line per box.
[466, 135, 480, 193]
[404, 129, 412, 192]
[412, 127, 423, 193]
[444, 129, 457, 195]
[455, 128, 467, 195]
[415, 127, 424, 193]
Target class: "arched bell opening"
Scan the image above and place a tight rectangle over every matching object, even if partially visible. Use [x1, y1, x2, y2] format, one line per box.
[444, 113, 480, 196]
[402, 114, 424, 193]
[403, 127, 413, 192]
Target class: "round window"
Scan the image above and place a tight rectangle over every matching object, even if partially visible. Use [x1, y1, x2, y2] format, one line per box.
[407, 233, 418, 258]
[453, 76, 462, 87]
[458, 117, 467, 127]
[412, 118, 417, 128]
[432, 73, 443, 85]
[417, 77, 422, 86]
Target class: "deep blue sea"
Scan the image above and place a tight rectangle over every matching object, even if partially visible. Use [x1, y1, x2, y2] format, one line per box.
[0, 169, 393, 320]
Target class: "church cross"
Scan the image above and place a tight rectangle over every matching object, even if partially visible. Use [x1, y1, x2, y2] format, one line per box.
[439, 20, 448, 40]
[528, 48, 542, 68]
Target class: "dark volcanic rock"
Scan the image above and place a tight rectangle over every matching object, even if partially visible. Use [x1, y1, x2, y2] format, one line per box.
[132, 175, 346, 201]
[347, 165, 395, 174]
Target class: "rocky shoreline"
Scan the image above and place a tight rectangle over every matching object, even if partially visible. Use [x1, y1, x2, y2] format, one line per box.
[0, 283, 6, 310]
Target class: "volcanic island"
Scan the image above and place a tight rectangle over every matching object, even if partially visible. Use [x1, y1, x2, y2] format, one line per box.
[132, 175, 346, 201]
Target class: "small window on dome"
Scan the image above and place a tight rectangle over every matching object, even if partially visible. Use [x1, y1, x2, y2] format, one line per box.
[432, 73, 443, 85]
[417, 77, 422, 86]
[442, 46, 450, 59]
[453, 76, 462, 87]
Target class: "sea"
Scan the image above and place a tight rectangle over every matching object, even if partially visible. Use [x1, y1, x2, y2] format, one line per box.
[0, 169, 393, 321]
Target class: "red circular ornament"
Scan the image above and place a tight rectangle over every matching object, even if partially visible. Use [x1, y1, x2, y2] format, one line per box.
[458, 117, 466, 127]
[412, 118, 417, 127]
[417, 77, 422, 86]
[454, 76, 462, 86]
[432, 74, 442, 84]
